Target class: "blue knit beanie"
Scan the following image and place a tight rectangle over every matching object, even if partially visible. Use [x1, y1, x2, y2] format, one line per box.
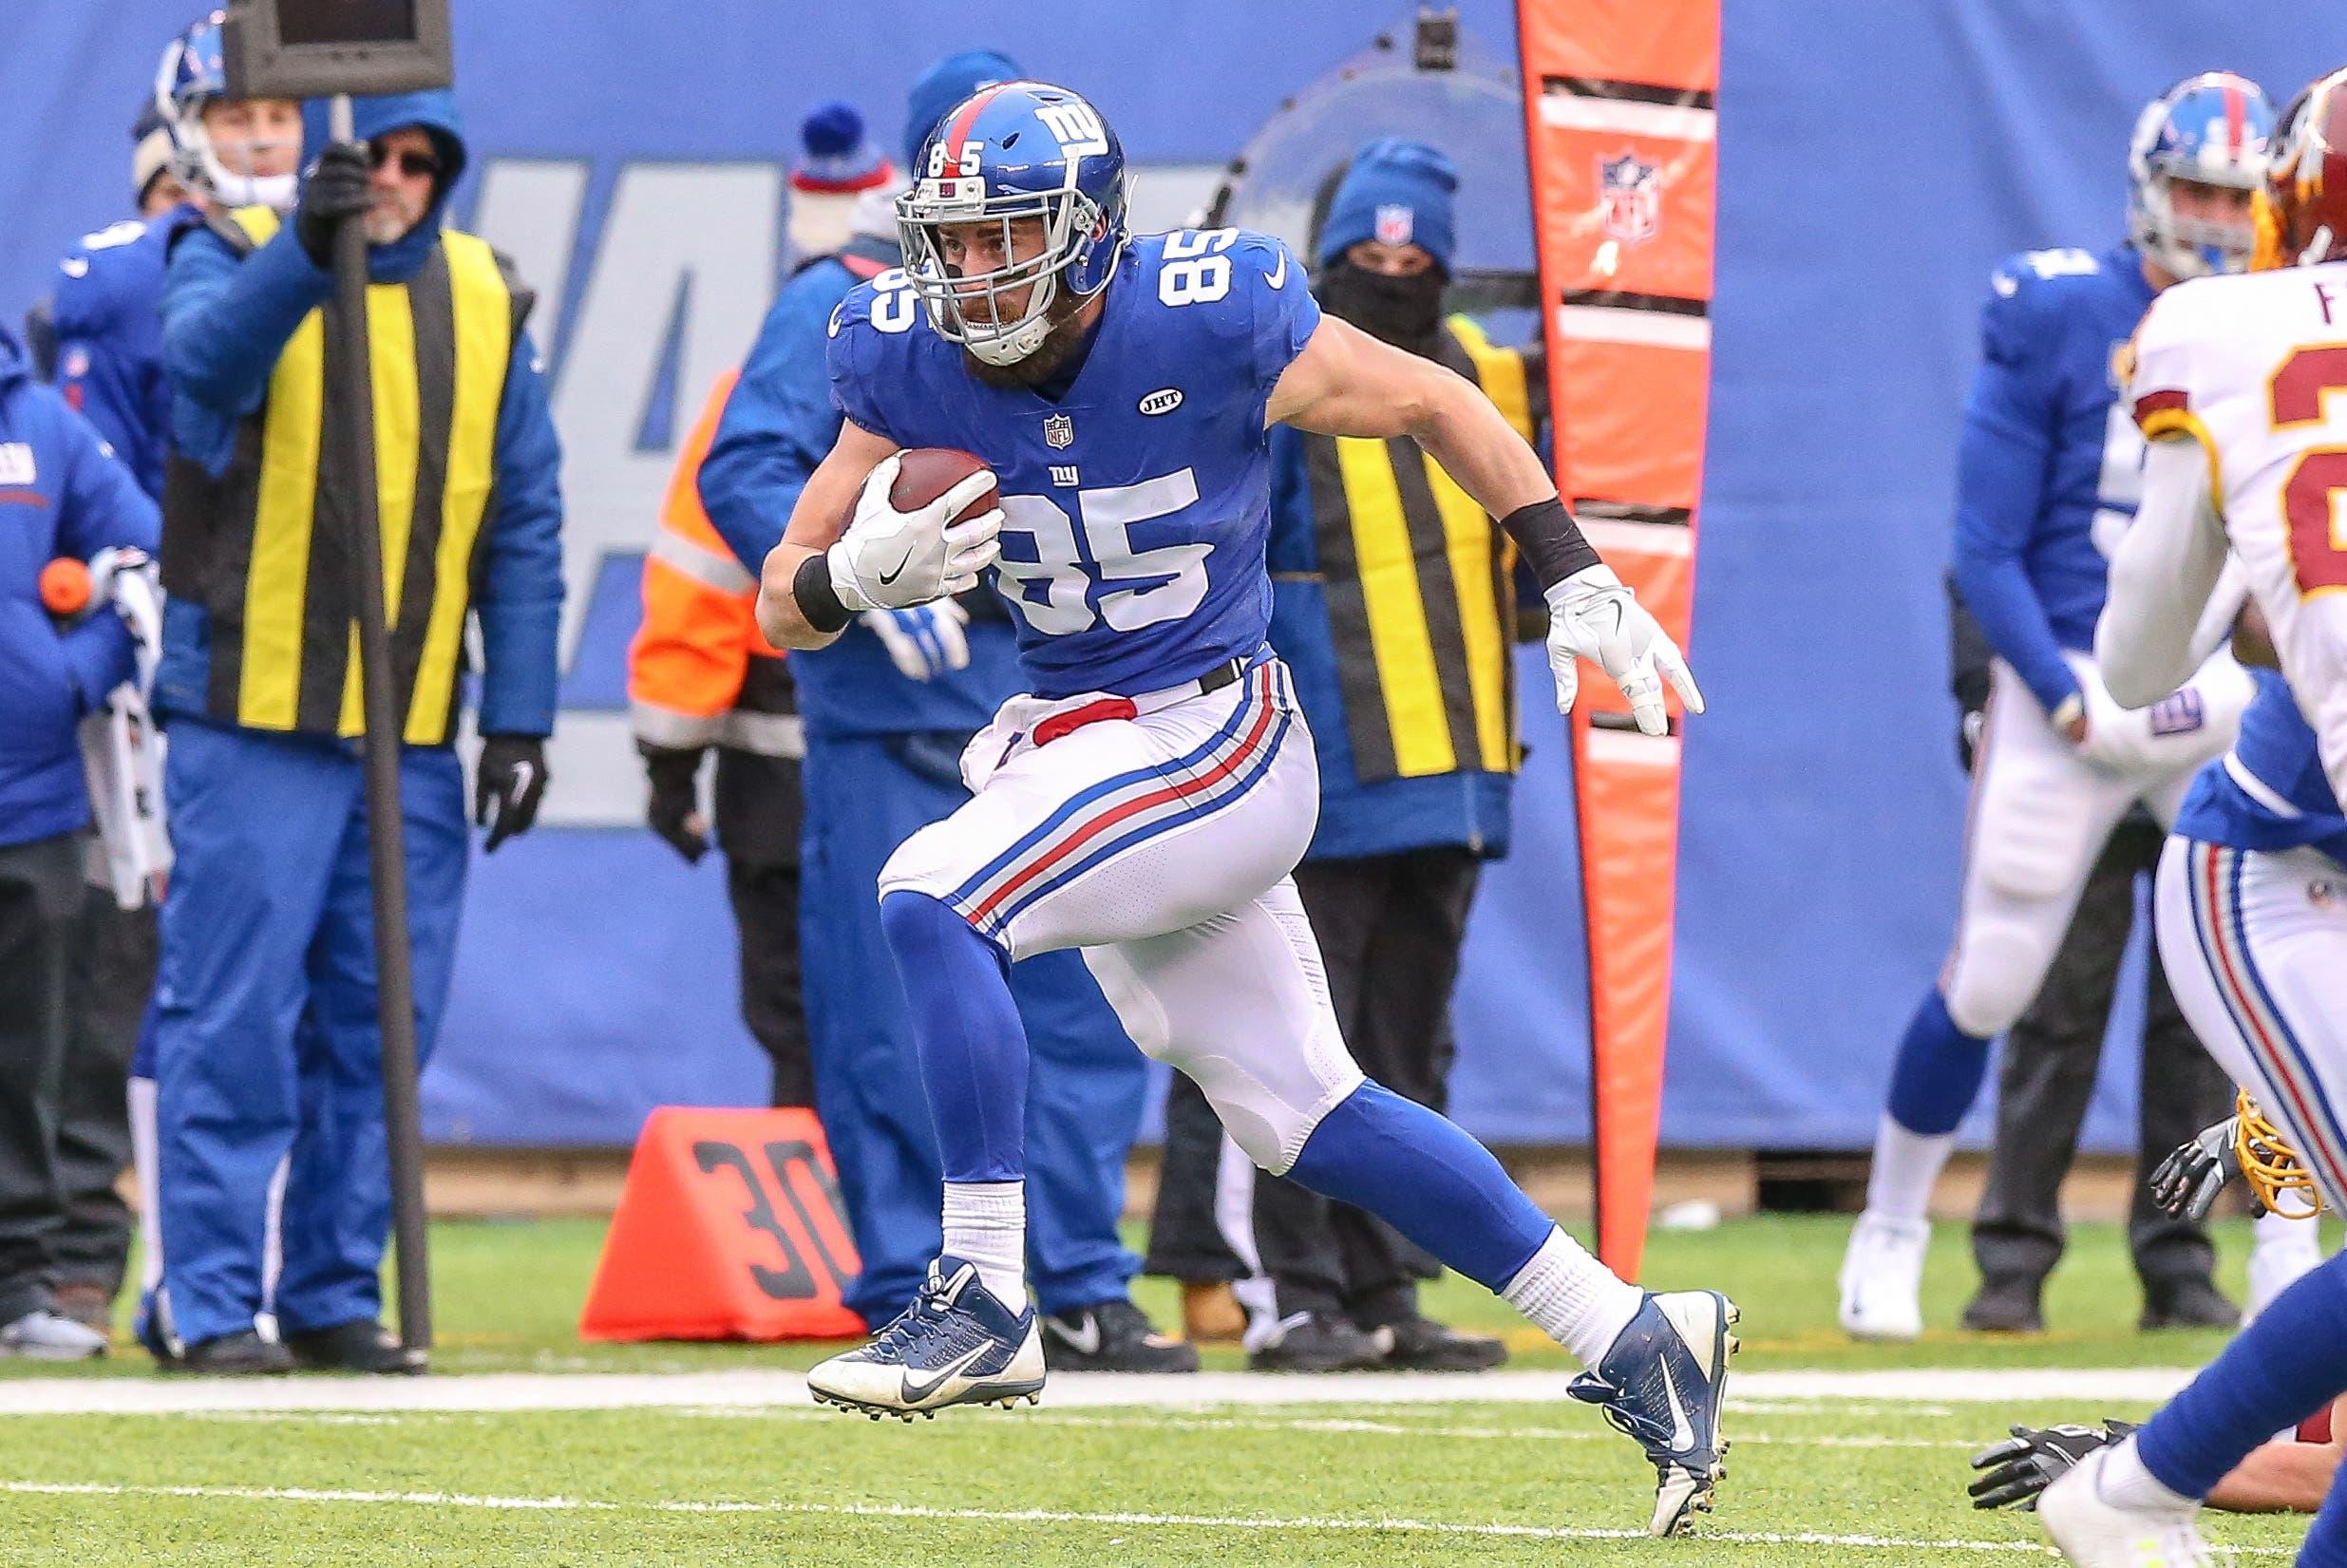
[904, 49, 1023, 173]
[793, 102, 891, 194]
[1318, 138, 1459, 273]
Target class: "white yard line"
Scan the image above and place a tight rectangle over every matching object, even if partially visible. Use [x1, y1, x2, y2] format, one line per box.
[0, 1366, 2200, 1417]
[3, 1479, 2289, 1556]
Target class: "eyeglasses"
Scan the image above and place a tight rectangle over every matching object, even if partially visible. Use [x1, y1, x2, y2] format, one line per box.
[369, 144, 440, 179]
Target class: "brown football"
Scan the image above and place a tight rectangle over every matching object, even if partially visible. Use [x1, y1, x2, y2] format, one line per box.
[889, 447, 998, 522]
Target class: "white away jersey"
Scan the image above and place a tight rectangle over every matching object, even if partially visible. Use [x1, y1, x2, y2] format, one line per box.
[2130, 260, 2347, 786]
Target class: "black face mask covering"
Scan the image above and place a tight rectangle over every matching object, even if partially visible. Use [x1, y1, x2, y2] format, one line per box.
[1315, 258, 1447, 349]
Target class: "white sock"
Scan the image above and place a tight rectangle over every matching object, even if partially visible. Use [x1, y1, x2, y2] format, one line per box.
[941, 1181, 1027, 1308]
[1863, 1111, 1956, 1223]
[1501, 1225, 1646, 1367]
[2096, 1434, 2195, 1511]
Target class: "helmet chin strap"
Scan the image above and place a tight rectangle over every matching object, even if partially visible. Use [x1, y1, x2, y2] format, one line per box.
[199, 145, 298, 213]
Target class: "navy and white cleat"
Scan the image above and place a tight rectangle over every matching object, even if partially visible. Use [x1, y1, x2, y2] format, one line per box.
[1568, 1290, 1740, 1536]
[807, 1256, 1045, 1422]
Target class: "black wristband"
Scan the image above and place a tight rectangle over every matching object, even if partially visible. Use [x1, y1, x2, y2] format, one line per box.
[792, 551, 853, 634]
[1501, 496, 1601, 590]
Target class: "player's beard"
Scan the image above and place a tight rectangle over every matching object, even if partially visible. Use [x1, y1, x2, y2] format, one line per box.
[960, 286, 1095, 390]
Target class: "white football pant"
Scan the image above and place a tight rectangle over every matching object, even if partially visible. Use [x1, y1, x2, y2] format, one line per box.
[1940, 653, 2248, 1038]
[879, 659, 1365, 1173]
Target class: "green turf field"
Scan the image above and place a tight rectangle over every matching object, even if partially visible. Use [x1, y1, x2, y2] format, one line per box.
[0, 1213, 2319, 1564]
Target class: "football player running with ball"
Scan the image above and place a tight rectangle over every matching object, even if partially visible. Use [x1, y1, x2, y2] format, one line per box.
[756, 82, 1728, 1535]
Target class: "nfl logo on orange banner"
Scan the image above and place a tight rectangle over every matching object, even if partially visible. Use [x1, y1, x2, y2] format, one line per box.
[1598, 152, 1661, 245]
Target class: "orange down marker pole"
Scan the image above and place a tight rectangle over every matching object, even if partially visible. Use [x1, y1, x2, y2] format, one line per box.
[1517, 0, 1720, 1278]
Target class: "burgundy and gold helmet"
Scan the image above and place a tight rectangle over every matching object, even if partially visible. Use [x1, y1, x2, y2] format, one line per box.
[2235, 1089, 2323, 1219]
[2255, 66, 2347, 270]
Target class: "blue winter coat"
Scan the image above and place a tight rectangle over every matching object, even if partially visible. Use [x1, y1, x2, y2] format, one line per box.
[0, 323, 162, 846]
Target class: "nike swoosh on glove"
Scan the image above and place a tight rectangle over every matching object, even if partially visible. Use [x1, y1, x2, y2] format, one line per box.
[828, 454, 1003, 612]
[862, 598, 973, 682]
[475, 734, 549, 853]
[1544, 563, 1704, 735]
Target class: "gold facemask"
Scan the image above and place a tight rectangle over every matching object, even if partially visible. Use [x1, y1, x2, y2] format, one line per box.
[2237, 1089, 2323, 1219]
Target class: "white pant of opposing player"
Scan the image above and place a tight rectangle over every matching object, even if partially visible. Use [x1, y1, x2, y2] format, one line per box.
[1943, 655, 2248, 1038]
[2153, 836, 2347, 1219]
[879, 659, 1366, 1173]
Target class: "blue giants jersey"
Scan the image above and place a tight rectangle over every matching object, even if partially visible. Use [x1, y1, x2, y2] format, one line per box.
[2175, 669, 2347, 869]
[1953, 241, 2158, 715]
[828, 229, 1321, 699]
[50, 211, 189, 502]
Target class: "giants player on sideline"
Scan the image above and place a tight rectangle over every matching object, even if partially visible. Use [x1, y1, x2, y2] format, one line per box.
[757, 83, 1732, 1535]
[1839, 73, 2273, 1340]
[2033, 69, 2347, 1567]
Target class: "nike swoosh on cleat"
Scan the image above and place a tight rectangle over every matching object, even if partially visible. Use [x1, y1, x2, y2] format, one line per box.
[1048, 1314, 1102, 1357]
[899, 1341, 996, 1407]
[1656, 1358, 1696, 1453]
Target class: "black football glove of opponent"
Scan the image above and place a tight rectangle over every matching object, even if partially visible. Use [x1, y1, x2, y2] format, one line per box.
[1968, 1420, 2139, 1510]
[638, 742, 710, 864]
[475, 734, 548, 853]
[2150, 1117, 2244, 1221]
[294, 142, 374, 266]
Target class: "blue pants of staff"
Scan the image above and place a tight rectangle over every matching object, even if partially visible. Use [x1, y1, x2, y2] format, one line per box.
[151, 719, 466, 1349]
[799, 730, 1145, 1327]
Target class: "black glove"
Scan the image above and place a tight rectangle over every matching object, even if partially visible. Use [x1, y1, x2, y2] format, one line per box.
[294, 142, 374, 266]
[639, 743, 710, 864]
[2150, 1117, 2243, 1221]
[474, 734, 548, 853]
[1968, 1421, 2130, 1510]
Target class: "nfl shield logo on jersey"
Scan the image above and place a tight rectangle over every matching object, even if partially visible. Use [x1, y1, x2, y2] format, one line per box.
[1374, 203, 1414, 246]
[1043, 412, 1075, 449]
[1599, 152, 1661, 245]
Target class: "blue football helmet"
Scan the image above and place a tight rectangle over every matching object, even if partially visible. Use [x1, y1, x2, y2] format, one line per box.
[897, 82, 1128, 366]
[152, 10, 300, 211]
[2129, 71, 2275, 279]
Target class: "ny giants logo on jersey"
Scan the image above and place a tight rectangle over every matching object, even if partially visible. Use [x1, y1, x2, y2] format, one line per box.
[2148, 688, 2206, 738]
[1599, 152, 1662, 246]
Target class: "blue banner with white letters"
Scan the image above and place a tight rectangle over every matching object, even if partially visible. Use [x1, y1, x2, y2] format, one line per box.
[0, 0, 2334, 1150]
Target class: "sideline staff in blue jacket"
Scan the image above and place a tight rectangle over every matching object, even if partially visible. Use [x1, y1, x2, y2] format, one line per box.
[150, 88, 563, 1374]
[0, 321, 159, 1361]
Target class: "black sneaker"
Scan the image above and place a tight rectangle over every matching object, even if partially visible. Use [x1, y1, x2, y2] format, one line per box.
[284, 1319, 427, 1375]
[1041, 1298, 1200, 1372]
[1371, 1314, 1508, 1370]
[173, 1330, 294, 1375]
[2141, 1278, 2240, 1332]
[1247, 1311, 1384, 1372]
[1961, 1276, 2045, 1334]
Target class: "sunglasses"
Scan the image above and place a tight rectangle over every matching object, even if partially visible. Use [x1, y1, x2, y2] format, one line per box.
[368, 144, 441, 179]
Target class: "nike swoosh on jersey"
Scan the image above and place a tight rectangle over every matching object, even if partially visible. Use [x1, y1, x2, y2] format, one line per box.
[899, 1341, 997, 1406]
[1656, 1357, 1696, 1452]
[1266, 249, 1289, 291]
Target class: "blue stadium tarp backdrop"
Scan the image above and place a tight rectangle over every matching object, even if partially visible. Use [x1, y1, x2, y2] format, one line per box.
[3, 1, 2338, 1150]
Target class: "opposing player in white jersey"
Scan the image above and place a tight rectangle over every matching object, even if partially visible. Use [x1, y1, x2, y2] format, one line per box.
[1839, 74, 2272, 1341]
[2037, 68, 2347, 1568]
[755, 82, 1734, 1535]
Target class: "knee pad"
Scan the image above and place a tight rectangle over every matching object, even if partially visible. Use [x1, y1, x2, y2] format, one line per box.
[1080, 944, 1362, 1173]
[1942, 917, 2053, 1038]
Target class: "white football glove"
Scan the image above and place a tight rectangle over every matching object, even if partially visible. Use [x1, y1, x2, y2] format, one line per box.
[862, 600, 972, 682]
[826, 453, 1003, 612]
[1544, 563, 1704, 736]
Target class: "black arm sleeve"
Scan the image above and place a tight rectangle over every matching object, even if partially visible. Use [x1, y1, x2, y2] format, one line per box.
[1502, 497, 1601, 591]
[1946, 570, 1994, 714]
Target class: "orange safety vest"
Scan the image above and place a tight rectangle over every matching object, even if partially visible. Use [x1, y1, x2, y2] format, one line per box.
[626, 373, 801, 757]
